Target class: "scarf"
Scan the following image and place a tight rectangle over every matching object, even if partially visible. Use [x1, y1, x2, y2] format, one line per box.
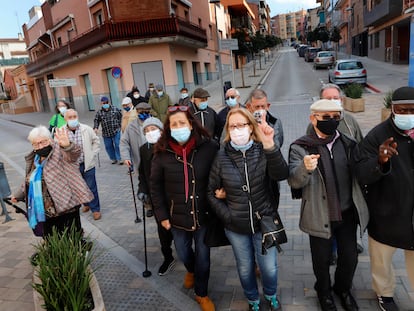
[169, 136, 196, 202]
[28, 155, 46, 229]
[293, 128, 342, 222]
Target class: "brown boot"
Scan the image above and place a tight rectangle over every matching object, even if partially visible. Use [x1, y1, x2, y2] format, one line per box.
[93, 212, 101, 220]
[82, 205, 90, 213]
[183, 272, 194, 289]
[195, 295, 215, 311]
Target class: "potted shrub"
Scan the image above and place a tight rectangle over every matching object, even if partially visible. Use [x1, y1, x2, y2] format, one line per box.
[343, 83, 365, 112]
[32, 225, 105, 311]
[381, 89, 393, 121]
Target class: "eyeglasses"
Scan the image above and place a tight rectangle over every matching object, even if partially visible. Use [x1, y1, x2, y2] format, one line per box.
[168, 105, 189, 113]
[313, 113, 342, 121]
[392, 103, 414, 114]
[226, 96, 237, 100]
[228, 123, 250, 130]
[32, 139, 50, 149]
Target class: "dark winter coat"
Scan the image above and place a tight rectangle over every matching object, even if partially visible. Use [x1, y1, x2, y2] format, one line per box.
[354, 118, 414, 250]
[150, 138, 219, 231]
[138, 142, 154, 196]
[189, 103, 220, 140]
[207, 142, 289, 234]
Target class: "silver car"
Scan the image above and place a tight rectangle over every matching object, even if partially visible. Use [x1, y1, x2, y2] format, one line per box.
[313, 51, 335, 69]
[328, 59, 367, 85]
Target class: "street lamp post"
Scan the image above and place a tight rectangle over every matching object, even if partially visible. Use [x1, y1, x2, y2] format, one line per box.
[209, 0, 225, 105]
[346, 6, 353, 58]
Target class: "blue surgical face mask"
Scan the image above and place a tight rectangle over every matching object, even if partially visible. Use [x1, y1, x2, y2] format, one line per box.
[58, 107, 67, 115]
[198, 101, 208, 110]
[393, 113, 414, 131]
[67, 119, 79, 128]
[157, 91, 164, 97]
[102, 104, 110, 109]
[123, 106, 131, 112]
[226, 97, 238, 107]
[171, 127, 191, 143]
[181, 93, 189, 99]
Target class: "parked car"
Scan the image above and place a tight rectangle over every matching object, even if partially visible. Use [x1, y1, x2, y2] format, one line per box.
[304, 47, 320, 62]
[328, 59, 367, 85]
[298, 45, 309, 57]
[313, 51, 335, 69]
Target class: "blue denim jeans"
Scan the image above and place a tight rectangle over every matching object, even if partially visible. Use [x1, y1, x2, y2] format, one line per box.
[103, 131, 121, 161]
[171, 226, 210, 297]
[79, 163, 100, 212]
[225, 229, 278, 301]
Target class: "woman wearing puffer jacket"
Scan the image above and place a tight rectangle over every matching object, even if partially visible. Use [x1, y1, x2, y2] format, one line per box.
[150, 105, 219, 311]
[207, 108, 289, 311]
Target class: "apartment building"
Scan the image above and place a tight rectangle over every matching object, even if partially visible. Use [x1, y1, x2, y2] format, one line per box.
[272, 9, 307, 42]
[23, 0, 233, 113]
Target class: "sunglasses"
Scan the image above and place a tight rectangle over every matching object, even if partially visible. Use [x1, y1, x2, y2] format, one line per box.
[226, 96, 237, 100]
[168, 105, 189, 113]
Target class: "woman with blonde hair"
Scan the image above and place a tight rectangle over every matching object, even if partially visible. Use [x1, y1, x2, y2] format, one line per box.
[208, 107, 288, 311]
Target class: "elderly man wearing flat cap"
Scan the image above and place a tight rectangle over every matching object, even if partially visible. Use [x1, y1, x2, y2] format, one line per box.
[354, 86, 414, 311]
[188, 87, 220, 140]
[288, 99, 368, 311]
[148, 84, 173, 123]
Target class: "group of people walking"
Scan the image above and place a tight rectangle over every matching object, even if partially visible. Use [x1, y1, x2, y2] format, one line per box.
[10, 82, 414, 311]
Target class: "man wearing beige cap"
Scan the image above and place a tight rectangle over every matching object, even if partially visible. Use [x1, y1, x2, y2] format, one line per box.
[288, 99, 368, 311]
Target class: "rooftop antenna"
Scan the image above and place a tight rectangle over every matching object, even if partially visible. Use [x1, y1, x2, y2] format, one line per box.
[15, 11, 21, 38]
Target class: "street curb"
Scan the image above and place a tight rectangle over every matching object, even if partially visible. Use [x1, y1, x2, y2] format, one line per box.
[366, 83, 381, 93]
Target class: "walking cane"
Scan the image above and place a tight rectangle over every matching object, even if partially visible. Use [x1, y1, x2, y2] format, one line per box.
[142, 197, 151, 278]
[128, 167, 141, 223]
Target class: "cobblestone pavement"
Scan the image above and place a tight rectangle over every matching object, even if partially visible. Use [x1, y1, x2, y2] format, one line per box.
[0, 48, 413, 311]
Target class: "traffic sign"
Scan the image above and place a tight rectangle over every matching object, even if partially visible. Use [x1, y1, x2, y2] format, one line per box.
[220, 39, 238, 51]
[48, 78, 77, 88]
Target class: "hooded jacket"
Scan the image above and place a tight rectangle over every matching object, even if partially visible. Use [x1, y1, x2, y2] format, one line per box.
[207, 142, 288, 234]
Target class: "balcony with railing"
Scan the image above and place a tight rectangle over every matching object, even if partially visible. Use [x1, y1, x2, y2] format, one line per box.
[364, 0, 403, 27]
[26, 17, 207, 75]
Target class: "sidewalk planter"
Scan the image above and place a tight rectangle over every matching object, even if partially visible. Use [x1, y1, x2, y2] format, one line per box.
[32, 226, 104, 311]
[343, 83, 365, 112]
[343, 97, 365, 112]
[381, 107, 391, 122]
[33, 267, 105, 311]
[381, 90, 393, 122]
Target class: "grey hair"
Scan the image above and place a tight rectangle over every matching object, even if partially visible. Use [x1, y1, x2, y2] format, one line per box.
[320, 83, 344, 98]
[226, 88, 240, 96]
[27, 125, 51, 143]
[247, 88, 267, 104]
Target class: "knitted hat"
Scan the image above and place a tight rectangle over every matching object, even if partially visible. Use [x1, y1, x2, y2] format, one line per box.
[121, 97, 132, 105]
[142, 117, 163, 130]
[310, 99, 343, 112]
[100, 96, 109, 103]
[193, 88, 210, 98]
[392, 87, 414, 103]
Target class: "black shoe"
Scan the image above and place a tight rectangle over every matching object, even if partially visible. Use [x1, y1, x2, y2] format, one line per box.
[333, 290, 359, 311]
[146, 209, 153, 217]
[356, 243, 364, 254]
[318, 294, 337, 311]
[111, 160, 118, 164]
[158, 258, 175, 276]
[377, 296, 399, 311]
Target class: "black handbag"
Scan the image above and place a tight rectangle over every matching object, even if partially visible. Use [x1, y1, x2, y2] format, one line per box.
[204, 210, 230, 247]
[256, 211, 287, 254]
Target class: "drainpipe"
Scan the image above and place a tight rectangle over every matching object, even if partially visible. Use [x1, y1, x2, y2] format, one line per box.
[105, 0, 112, 20]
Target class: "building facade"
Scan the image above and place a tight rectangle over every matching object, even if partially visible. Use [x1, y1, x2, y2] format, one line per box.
[23, 0, 234, 113]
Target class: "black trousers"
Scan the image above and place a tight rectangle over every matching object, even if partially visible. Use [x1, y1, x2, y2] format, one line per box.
[309, 208, 358, 296]
[43, 207, 82, 237]
[156, 219, 174, 261]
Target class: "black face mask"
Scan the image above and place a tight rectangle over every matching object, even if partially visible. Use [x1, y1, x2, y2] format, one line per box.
[316, 119, 339, 136]
[34, 145, 53, 157]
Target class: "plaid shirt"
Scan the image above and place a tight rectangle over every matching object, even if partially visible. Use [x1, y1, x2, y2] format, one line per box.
[93, 106, 122, 137]
[67, 126, 84, 164]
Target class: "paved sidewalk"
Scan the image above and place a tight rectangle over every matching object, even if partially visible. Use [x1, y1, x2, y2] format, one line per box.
[0, 47, 413, 311]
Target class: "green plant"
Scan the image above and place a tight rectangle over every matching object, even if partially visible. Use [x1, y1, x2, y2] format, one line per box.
[383, 89, 394, 109]
[344, 83, 364, 99]
[33, 225, 95, 311]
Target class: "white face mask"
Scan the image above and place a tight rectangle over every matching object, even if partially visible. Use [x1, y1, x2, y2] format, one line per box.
[393, 113, 414, 131]
[133, 94, 140, 99]
[145, 129, 161, 144]
[230, 127, 251, 146]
